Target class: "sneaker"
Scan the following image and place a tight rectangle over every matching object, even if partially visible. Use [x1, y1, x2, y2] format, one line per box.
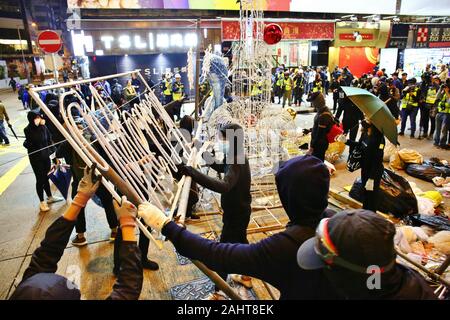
[71, 235, 87, 247]
[109, 228, 117, 241]
[399, 132, 404, 136]
[231, 274, 253, 289]
[47, 196, 63, 204]
[142, 258, 159, 270]
[39, 201, 50, 212]
[202, 291, 228, 300]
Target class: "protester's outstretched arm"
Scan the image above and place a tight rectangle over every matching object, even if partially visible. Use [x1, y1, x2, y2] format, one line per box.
[22, 165, 101, 282]
[138, 203, 286, 286]
[179, 164, 239, 194]
[107, 196, 143, 300]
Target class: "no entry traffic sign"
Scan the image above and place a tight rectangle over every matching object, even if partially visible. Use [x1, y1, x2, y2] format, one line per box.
[37, 30, 62, 54]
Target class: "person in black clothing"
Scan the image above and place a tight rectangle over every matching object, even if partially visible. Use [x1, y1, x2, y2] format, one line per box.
[330, 73, 343, 113]
[23, 110, 59, 212]
[344, 120, 385, 212]
[10, 165, 143, 300]
[178, 123, 252, 299]
[110, 78, 124, 106]
[297, 209, 437, 300]
[384, 78, 401, 120]
[139, 155, 340, 300]
[292, 70, 304, 107]
[9, 77, 16, 92]
[335, 81, 363, 154]
[307, 92, 334, 162]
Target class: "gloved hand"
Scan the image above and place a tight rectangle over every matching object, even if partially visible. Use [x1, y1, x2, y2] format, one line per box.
[138, 202, 170, 233]
[176, 164, 193, 177]
[72, 163, 101, 208]
[335, 134, 347, 143]
[113, 196, 137, 228]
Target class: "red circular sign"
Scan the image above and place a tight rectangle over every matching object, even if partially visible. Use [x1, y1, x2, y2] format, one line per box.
[37, 30, 62, 53]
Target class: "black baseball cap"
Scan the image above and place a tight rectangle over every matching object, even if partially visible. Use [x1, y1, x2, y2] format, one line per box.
[297, 209, 397, 273]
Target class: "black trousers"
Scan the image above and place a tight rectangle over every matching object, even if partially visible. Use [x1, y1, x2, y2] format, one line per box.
[420, 104, 431, 136]
[333, 98, 338, 113]
[30, 156, 52, 202]
[293, 89, 303, 106]
[361, 168, 382, 213]
[74, 180, 118, 233]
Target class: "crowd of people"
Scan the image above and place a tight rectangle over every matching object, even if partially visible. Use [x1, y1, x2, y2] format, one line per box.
[1, 59, 446, 301]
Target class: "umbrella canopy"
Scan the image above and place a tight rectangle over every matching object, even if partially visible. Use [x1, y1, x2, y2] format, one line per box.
[341, 87, 399, 146]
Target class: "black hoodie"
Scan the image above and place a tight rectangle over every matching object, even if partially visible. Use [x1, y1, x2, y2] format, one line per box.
[162, 155, 340, 299]
[23, 110, 54, 161]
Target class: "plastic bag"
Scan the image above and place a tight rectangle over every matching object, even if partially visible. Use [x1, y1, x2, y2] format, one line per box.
[398, 149, 423, 164]
[389, 152, 405, 170]
[48, 164, 72, 200]
[325, 141, 345, 164]
[408, 214, 450, 231]
[420, 191, 443, 207]
[383, 141, 397, 162]
[416, 196, 435, 215]
[405, 163, 450, 182]
[428, 231, 450, 255]
[349, 169, 418, 218]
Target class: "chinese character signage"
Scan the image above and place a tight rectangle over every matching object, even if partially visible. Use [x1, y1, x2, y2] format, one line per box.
[413, 24, 450, 48]
[221, 20, 335, 41]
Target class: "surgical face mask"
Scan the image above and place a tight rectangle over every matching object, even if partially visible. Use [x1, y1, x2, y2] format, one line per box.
[34, 118, 41, 126]
[40, 119, 46, 126]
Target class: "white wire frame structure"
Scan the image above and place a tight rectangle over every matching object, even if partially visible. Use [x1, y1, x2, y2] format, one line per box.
[28, 70, 247, 300]
[29, 70, 193, 248]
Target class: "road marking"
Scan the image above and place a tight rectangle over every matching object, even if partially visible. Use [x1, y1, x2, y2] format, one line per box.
[0, 157, 29, 196]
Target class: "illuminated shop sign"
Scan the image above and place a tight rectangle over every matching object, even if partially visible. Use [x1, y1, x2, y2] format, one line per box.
[71, 30, 198, 56]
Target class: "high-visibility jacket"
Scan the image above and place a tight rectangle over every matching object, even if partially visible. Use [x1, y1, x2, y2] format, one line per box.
[294, 76, 304, 90]
[163, 79, 172, 96]
[172, 81, 184, 101]
[251, 81, 263, 96]
[425, 86, 438, 104]
[437, 95, 450, 114]
[276, 73, 284, 87]
[312, 81, 322, 93]
[284, 77, 293, 91]
[401, 87, 420, 109]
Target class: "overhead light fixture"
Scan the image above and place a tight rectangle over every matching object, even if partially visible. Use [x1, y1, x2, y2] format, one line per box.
[341, 15, 357, 22]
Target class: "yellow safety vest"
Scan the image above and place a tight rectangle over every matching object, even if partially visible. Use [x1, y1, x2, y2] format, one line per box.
[425, 87, 437, 104]
[164, 79, 172, 96]
[251, 81, 263, 96]
[401, 87, 419, 109]
[276, 74, 284, 87]
[284, 78, 292, 91]
[312, 81, 322, 93]
[438, 95, 450, 114]
[172, 82, 184, 101]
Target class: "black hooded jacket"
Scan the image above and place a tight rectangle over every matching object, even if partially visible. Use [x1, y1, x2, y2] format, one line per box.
[183, 123, 252, 228]
[162, 155, 340, 299]
[11, 216, 143, 300]
[23, 111, 54, 162]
